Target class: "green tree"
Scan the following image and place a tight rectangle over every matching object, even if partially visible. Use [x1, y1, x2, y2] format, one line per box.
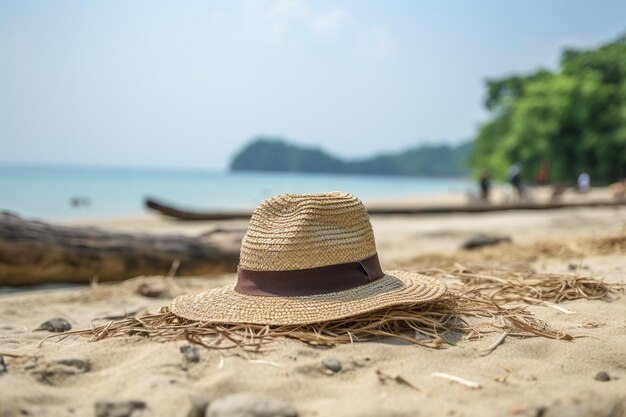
[472, 34, 626, 184]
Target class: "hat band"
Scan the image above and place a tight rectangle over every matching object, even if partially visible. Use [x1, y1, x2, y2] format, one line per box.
[235, 253, 384, 296]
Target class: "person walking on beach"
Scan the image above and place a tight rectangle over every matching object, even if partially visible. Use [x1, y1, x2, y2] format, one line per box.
[507, 162, 525, 200]
[577, 172, 591, 193]
[479, 169, 491, 202]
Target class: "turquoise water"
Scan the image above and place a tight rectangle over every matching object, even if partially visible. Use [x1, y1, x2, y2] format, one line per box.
[0, 164, 472, 220]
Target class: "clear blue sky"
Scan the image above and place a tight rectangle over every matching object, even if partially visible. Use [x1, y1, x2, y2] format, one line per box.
[1, 1, 625, 170]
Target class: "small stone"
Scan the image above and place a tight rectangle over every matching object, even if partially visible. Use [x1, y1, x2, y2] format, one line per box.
[180, 345, 200, 363]
[32, 358, 92, 384]
[0, 356, 6, 375]
[461, 234, 512, 250]
[136, 282, 164, 298]
[34, 318, 72, 333]
[207, 393, 297, 417]
[56, 359, 91, 372]
[594, 371, 610, 381]
[95, 400, 146, 417]
[321, 357, 342, 373]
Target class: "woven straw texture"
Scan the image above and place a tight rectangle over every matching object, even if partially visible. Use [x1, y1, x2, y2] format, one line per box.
[171, 191, 446, 325]
[239, 191, 376, 271]
[171, 271, 446, 325]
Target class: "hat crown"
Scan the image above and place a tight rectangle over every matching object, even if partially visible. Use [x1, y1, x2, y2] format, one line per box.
[239, 192, 377, 271]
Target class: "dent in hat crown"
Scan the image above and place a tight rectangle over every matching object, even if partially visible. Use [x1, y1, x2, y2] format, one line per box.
[239, 191, 377, 271]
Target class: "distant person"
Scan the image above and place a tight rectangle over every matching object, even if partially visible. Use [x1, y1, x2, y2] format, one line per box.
[577, 172, 591, 193]
[535, 160, 549, 185]
[479, 169, 491, 202]
[507, 162, 525, 200]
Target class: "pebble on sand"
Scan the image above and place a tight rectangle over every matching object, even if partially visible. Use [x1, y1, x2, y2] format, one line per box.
[594, 371, 611, 381]
[95, 400, 146, 417]
[34, 318, 72, 333]
[321, 357, 342, 373]
[136, 282, 165, 298]
[461, 234, 511, 250]
[207, 393, 297, 417]
[180, 345, 200, 363]
[32, 358, 92, 385]
[56, 359, 91, 372]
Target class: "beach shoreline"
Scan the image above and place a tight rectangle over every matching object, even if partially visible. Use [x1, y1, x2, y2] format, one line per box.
[57, 196, 626, 264]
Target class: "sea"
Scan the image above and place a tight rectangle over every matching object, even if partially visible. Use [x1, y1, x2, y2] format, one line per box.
[0, 164, 473, 220]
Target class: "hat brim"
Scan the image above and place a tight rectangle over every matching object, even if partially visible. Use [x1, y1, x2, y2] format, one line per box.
[170, 271, 446, 325]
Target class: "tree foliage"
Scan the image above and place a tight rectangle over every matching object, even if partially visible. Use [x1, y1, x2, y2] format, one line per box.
[471, 34, 626, 184]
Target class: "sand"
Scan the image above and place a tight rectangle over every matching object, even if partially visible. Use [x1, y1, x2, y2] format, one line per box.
[1, 204, 626, 417]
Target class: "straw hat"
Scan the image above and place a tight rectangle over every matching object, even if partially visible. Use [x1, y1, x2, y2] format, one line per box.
[170, 191, 446, 325]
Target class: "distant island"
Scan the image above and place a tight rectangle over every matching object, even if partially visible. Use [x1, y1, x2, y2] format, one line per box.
[230, 138, 472, 177]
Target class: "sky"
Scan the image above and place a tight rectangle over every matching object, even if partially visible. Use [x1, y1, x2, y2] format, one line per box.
[1, 1, 625, 170]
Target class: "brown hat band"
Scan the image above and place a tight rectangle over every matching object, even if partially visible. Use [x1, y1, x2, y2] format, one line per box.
[235, 253, 384, 296]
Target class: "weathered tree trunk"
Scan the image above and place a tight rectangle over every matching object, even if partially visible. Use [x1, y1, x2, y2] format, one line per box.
[145, 198, 251, 220]
[0, 212, 243, 285]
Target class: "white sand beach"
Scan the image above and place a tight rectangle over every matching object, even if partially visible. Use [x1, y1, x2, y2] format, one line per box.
[1, 204, 625, 417]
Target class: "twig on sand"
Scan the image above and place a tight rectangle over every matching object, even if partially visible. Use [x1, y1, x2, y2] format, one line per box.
[542, 302, 575, 314]
[432, 372, 481, 389]
[167, 259, 181, 279]
[376, 369, 421, 393]
[580, 321, 605, 328]
[248, 359, 284, 368]
[217, 355, 225, 370]
[479, 332, 508, 356]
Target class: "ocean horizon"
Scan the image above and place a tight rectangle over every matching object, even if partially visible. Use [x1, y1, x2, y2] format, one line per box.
[0, 163, 473, 220]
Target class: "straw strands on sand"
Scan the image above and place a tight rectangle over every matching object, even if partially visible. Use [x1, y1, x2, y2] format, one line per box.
[46, 265, 622, 350]
[427, 264, 624, 306]
[48, 290, 572, 351]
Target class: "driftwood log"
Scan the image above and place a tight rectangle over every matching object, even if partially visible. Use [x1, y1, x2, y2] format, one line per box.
[0, 212, 243, 285]
[145, 198, 251, 220]
[145, 196, 626, 221]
